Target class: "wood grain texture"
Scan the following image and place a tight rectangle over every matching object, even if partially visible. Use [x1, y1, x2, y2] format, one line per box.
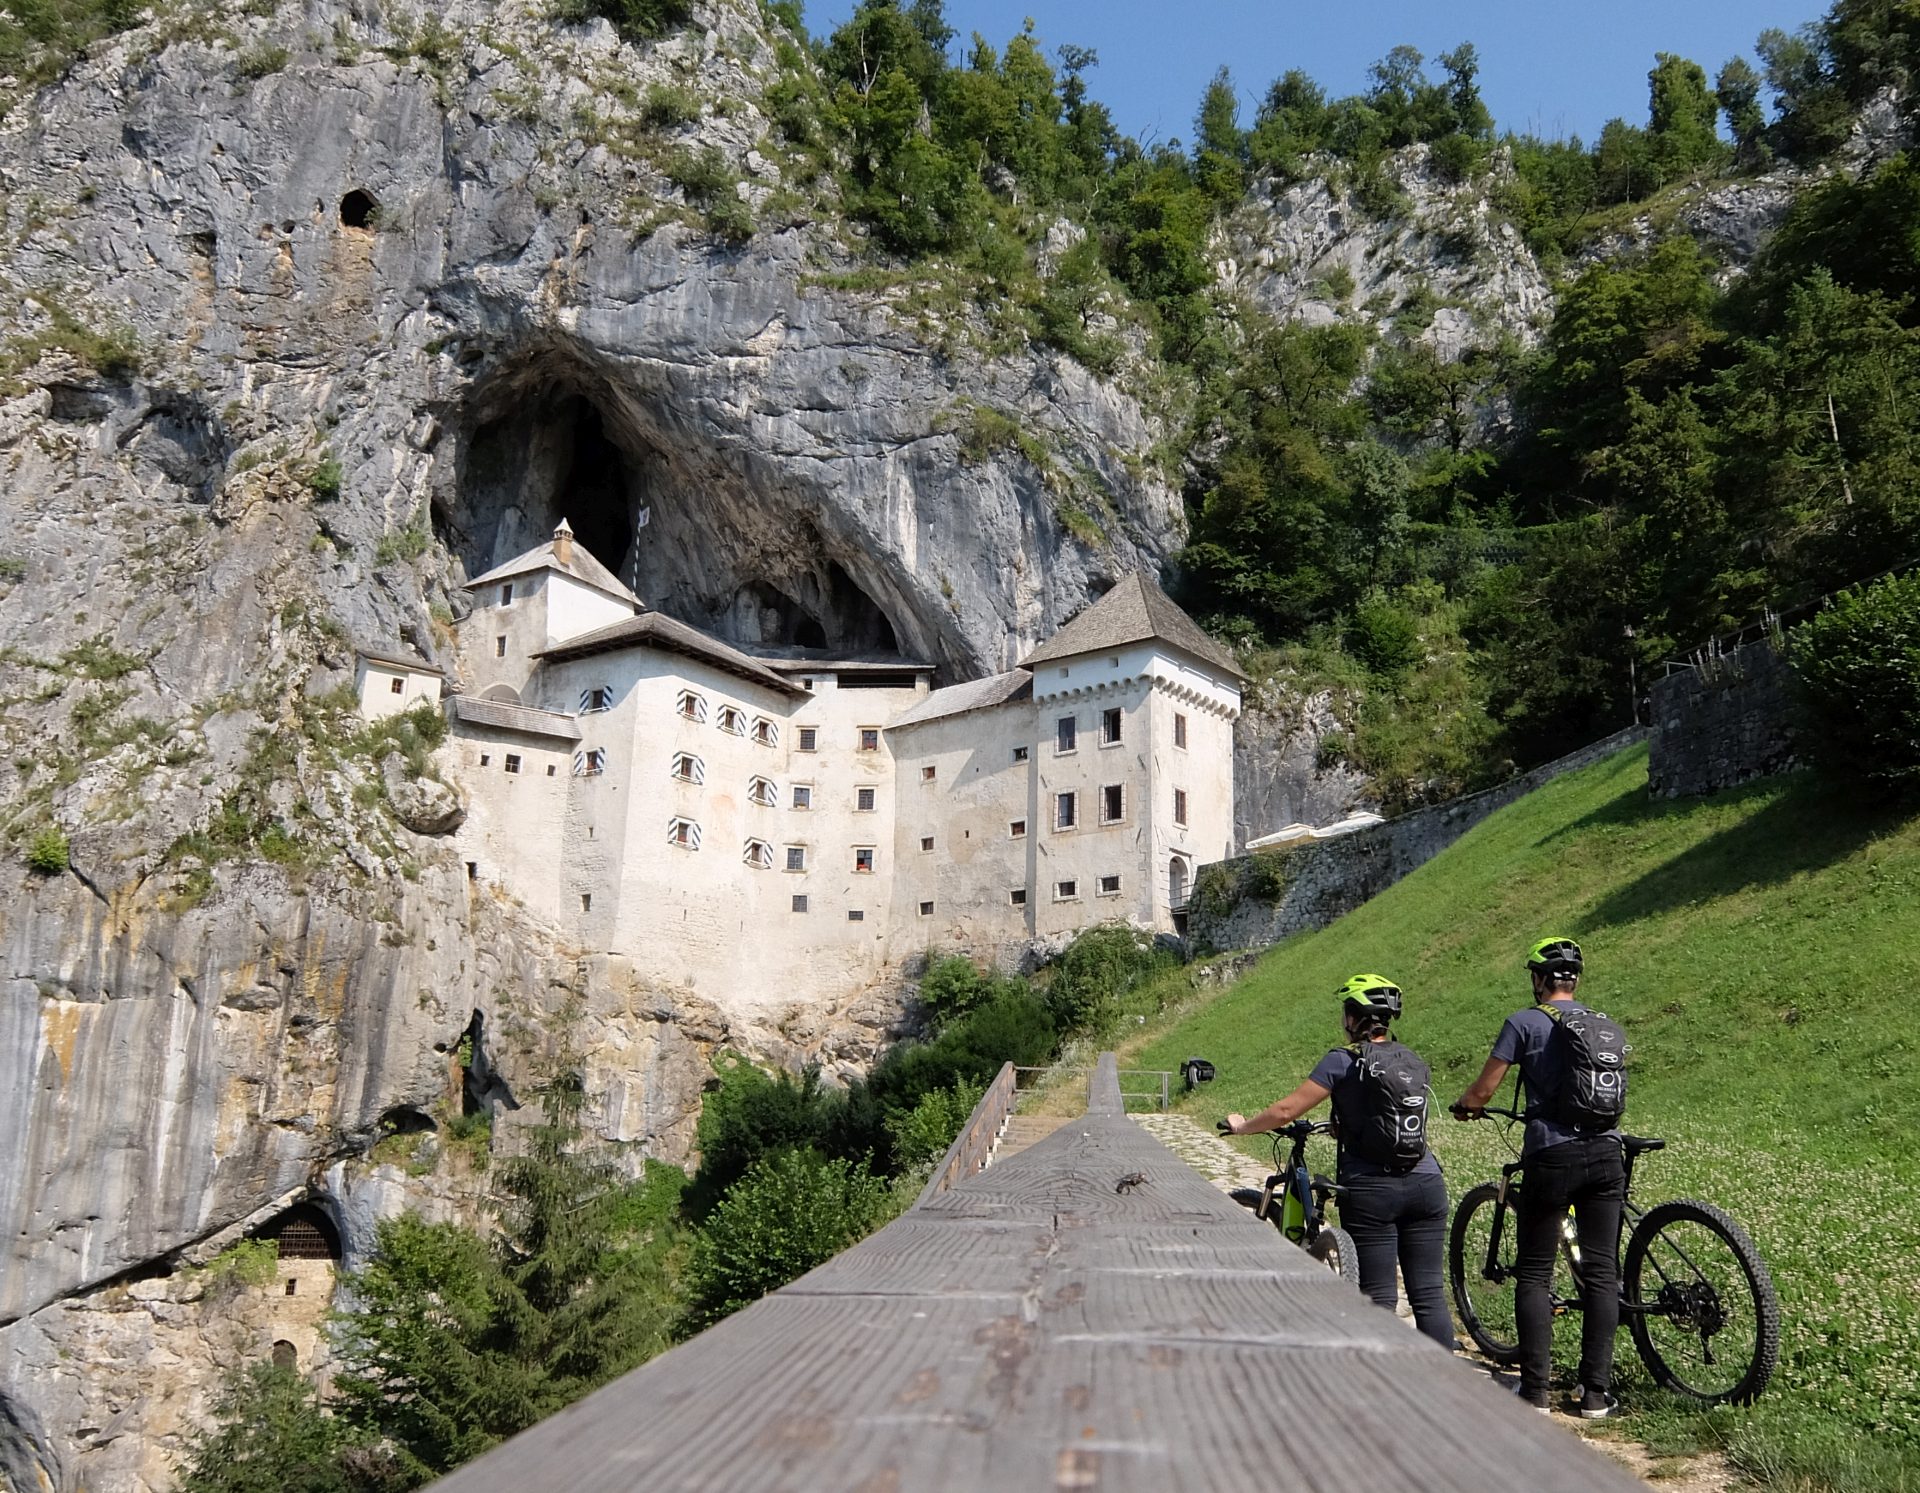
[914, 1060, 1018, 1209]
[431, 1054, 1644, 1493]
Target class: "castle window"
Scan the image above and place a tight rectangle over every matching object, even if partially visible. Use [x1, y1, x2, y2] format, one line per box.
[499, 583, 514, 606]
[504, 754, 522, 775]
[792, 894, 809, 912]
[547, 764, 556, 776]
[920, 765, 936, 782]
[1174, 712, 1188, 749]
[1056, 716, 1077, 753]
[479, 753, 491, 767]
[1009, 887, 1028, 906]
[259, 1204, 340, 1262]
[1055, 879, 1078, 901]
[581, 893, 592, 912]
[1101, 707, 1122, 745]
[748, 776, 778, 807]
[797, 726, 818, 752]
[717, 706, 745, 736]
[1012, 745, 1029, 763]
[920, 836, 934, 852]
[580, 685, 614, 713]
[1010, 819, 1027, 839]
[389, 677, 405, 695]
[676, 690, 707, 723]
[273, 1340, 298, 1370]
[848, 909, 865, 922]
[858, 727, 879, 751]
[1101, 784, 1124, 823]
[855, 786, 876, 812]
[575, 748, 605, 776]
[495, 636, 506, 658]
[744, 838, 774, 869]
[666, 817, 701, 850]
[1055, 792, 1077, 830]
[670, 753, 705, 784]
[1173, 788, 1188, 826]
[919, 901, 934, 916]
[854, 847, 875, 874]
[1098, 874, 1121, 896]
[791, 784, 813, 810]
[751, 717, 778, 746]
[785, 845, 807, 872]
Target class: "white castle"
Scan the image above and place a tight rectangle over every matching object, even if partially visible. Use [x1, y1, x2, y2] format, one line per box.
[357, 523, 1244, 1010]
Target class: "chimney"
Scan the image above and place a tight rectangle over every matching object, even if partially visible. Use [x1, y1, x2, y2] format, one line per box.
[552, 518, 574, 568]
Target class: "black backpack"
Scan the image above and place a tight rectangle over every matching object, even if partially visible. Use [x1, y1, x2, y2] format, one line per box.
[1537, 1003, 1629, 1130]
[1344, 1039, 1431, 1173]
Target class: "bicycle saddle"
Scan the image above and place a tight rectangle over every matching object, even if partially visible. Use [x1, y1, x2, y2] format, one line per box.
[1621, 1135, 1665, 1157]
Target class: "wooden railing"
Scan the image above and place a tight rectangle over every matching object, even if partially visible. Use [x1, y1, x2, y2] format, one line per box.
[431, 1050, 1644, 1493]
[910, 1059, 1018, 1209]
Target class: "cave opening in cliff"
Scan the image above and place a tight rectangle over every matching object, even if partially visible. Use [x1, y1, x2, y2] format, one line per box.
[256, 1203, 342, 1262]
[442, 363, 918, 660]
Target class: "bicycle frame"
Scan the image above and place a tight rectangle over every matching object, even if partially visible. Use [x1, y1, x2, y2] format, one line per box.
[1478, 1155, 1656, 1318]
[1252, 1121, 1341, 1246]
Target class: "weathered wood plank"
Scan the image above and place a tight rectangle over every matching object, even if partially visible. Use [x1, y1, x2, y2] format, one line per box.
[430, 1053, 1643, 1493]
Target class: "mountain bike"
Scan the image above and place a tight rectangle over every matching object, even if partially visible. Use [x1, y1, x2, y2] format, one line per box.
[1218, 1119, 1361, 1286]
[1448, 1103, 1780, 1404]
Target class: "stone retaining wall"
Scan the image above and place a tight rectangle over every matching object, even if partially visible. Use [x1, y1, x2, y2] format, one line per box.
[1645, 639, 1798, 798]
[1191, 728, 1644, 953]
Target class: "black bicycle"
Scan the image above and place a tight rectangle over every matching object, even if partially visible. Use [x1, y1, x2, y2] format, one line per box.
[1448, 1103, 1780, 1404]
[1219, 1119, 1361, 1286]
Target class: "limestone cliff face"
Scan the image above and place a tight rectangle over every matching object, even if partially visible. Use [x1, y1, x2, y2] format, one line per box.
[0, 2, 1184, 1486]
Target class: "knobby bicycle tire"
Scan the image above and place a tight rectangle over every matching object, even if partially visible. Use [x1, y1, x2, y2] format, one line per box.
[1624, 1197, 1780, 1404]
[1449, 1183, 1522, 1362]
[1309, 1224, 1362, 1288]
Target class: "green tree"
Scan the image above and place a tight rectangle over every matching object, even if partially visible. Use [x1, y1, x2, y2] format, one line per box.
[176, 1365, 403, 1493]
[1193, 67, 1246, 201]
[1592, 117, 1655, 204]
[1715, 57, 1771, 167]
[685, 1148, 893, 1327]
[1789, 570, 1920, 791]
[1249, 70, 1330, 179]
[330, 1079, 686, 1483]
[1646, 52, 1727, 183]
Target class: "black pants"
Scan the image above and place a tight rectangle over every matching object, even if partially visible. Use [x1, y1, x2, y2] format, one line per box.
[1515, 1135, 1626, 1397]
[1339, 1169, 1454, 1347]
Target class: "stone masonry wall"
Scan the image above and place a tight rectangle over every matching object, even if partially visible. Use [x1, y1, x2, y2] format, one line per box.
[1190, 728, 1644, 954]
[1645, 639, 1799, 799]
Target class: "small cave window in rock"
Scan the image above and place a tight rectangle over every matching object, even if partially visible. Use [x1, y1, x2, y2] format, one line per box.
[339, 189, 378, 229]
[258, 1203, 342, 1262]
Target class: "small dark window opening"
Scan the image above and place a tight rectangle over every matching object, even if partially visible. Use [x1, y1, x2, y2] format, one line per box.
[285, 1279, 297, 1297]
[466, 861, 478, 880]
[272, 1340, 297, 1369]
[339, 189, 377, 229]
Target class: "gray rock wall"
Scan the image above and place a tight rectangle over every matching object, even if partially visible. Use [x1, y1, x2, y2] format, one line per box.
[1646, 640, 1798, 799]
[1193, 728, 1644, 953]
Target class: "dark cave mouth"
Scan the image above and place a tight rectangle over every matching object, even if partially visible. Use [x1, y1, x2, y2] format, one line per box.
[443, 377, 910, 659]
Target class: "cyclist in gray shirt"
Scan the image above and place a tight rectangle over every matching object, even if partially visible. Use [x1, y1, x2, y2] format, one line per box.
[1453, 937, 1625, 1418]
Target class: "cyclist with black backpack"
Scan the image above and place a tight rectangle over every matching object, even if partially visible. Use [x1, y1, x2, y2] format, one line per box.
[1452, 936, 1629, 1418]
[1224, 974, 1452, 1346]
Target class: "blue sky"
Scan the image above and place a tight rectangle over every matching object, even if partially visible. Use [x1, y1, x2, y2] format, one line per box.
[807, 0, 1830, 146]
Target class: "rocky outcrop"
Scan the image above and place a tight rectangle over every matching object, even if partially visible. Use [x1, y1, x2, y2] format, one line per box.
[1232, 685, 1374, 847]
[1218, 145, 1555, 358]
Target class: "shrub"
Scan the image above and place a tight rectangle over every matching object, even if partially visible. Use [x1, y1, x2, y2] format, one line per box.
[917, 954, 995, 1025]
[685, 1056, 845, 1217]
[306, 455, 342, 500]
[1347, 594, 1423, 675]
[1045, 925, 1176, 1035]
[685, 1148, 892, 1327]
[25, 827, 68, 874]
[175, 1363, 401, 1493]
[1788, 571, 1920, 791]
[638, 82, 699, 128]
[885, 1079, 985, 1174]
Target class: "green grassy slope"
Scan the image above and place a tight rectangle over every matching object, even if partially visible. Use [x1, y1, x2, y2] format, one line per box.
[1137, 744, 1920, 1487]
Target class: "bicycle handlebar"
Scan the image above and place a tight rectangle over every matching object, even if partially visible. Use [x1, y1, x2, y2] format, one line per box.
[1218, 1118, 1334, 1139]
[1451, 1101, 1524, 1122]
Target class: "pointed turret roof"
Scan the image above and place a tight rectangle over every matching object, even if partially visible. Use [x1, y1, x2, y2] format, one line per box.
[464, 522, 639, 608]
[1019, 572, 1246, 680]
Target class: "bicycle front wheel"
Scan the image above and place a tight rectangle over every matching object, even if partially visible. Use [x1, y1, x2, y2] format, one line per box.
[1449, 1183, 1521, 1362]
[1624, 1198, 1780, 1404]
[1308, 1224, 1362, 1288]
